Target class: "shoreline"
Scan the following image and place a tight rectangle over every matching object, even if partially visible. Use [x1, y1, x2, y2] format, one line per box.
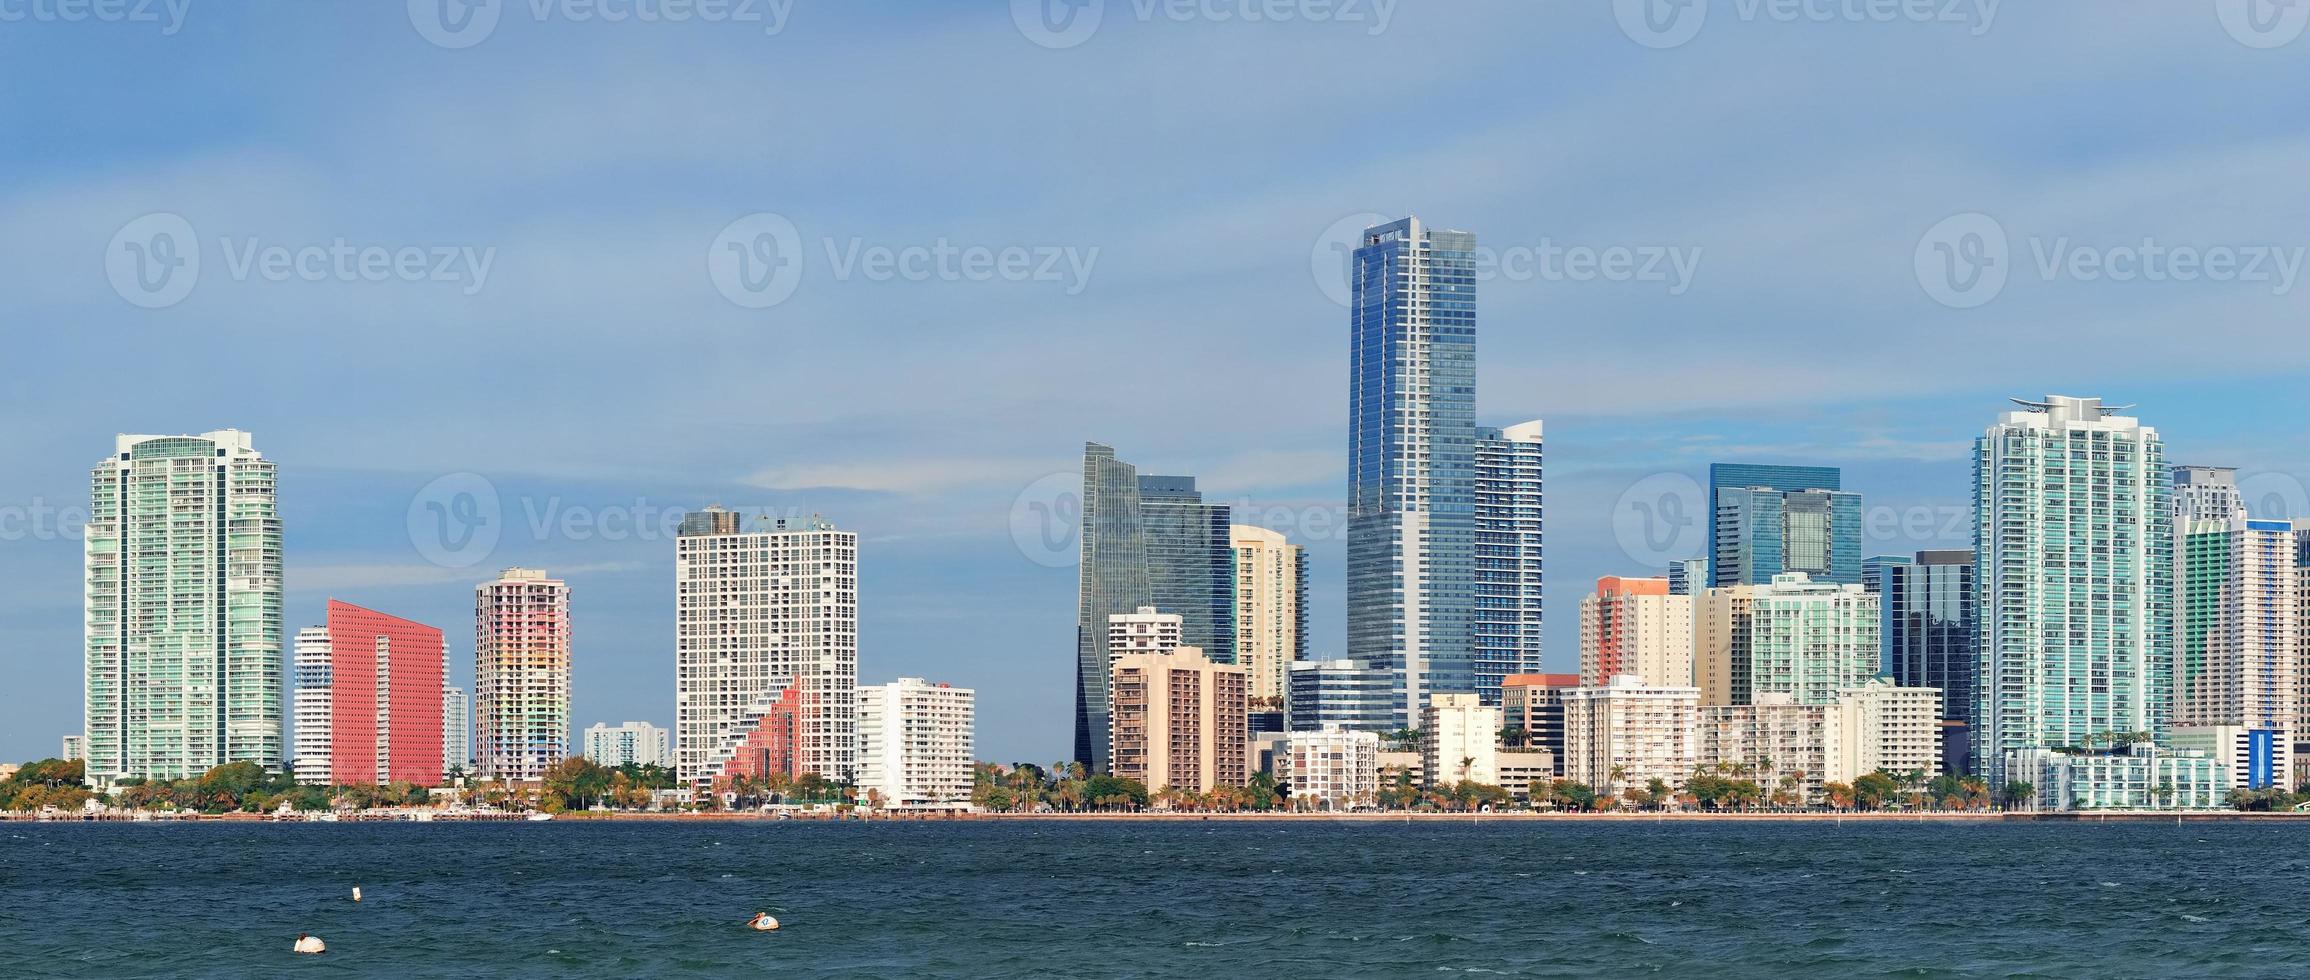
[12, 809, 2310, 824]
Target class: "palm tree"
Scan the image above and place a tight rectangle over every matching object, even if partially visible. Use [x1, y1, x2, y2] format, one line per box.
[1607, 764, 1629, 806]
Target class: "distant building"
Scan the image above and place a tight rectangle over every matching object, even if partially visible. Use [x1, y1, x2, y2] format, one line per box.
[1138, 476, 1236, 665]
[1696, 572, 1879, 707]
[1421, 693, 1500, 787]
[1561, 675, 1699, 798]
[291, 627, 334, 786]
[1108, 606, 1184, 666]
[1578, 576, 1693, 688]
[1285, 726, 1379, 811]
[1859, 555, 1910, 594]
[719, 687, 804, 786]
[1111, 646, 1249, 795]
[1496, 752, 1556, 801]
[1832, 679, 1942, 783]
[443, 686, 470, 775]
[1473, 420, 1546, 705]
[1500, 673, 1580, 772]
[2172, 725, 2281, 792]
[476, 568, 571, 782]
[1881, 550, 1976, 773]
[1287, 659, 1395, 734]
[2174, 515, 2299, 789]
[1231, 525, 1308, 707]
[60, 736, 86, 763]
[584, 721, 672, 769]
[1708, 463, 1860, 587]
[322, 600, 447, 788]
[1698, 681, 1942, 803]
[856, 678, 975, 810]
[2009, 746, 2228, 810]
[1666, 558, 1707, 597]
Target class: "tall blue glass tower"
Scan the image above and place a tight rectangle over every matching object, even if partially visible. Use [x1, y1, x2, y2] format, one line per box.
[1347, 216, 1479, 729]
[1882, 549, 1976, 773]
[1708, 463, 1862, 588]
[1137, 475, 1235, 664]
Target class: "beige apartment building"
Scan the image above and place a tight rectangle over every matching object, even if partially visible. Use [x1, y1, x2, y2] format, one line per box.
[1231, 526, 1306, 705]
[1110, 646, 1249, 794]
[1578, 576, 1694, 688]
[1561, 675, 1700, 797]
[1421, 693, 1501, 787]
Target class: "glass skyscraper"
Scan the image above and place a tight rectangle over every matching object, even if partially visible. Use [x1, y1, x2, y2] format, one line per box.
[1882, 550, 1976, 773]
[1974, 396, 2171, 786]
[1473, 421, 1545, 705]
[84, 430, 283, 786]
[1709, 463, 1862, 588]
[1073, 443, 1235, 772]
[1348, 216, 1479, 729]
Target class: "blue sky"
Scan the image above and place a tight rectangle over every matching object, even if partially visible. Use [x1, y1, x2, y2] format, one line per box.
[5, 2, 2310, 765]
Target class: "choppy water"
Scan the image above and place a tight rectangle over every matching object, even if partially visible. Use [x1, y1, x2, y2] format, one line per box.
[4, 820, 2308, 977]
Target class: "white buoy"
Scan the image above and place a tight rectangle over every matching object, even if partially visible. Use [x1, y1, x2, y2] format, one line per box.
[352, 886, 362, 903]
[294, 934, 327, 954]
[748, 913, 780, 932]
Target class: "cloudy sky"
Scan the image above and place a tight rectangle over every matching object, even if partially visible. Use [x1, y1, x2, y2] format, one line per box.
[4, 1, 2309, 765]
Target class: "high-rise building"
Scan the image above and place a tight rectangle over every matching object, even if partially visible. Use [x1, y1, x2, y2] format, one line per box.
[1881, 550, 1976, 773]
[1420, 693, 1501, 787]
[1500, 673, 1580, 772]
[291, 627, 334, 786]
[1138, 475, 1235, 663]
[2173, 515, 2299, 788]
[317, 600, 447, 787]
[1231, 525, 1307, 706]
[1975, 396, 2171, 786]
[1710, 463, 1862, 588]
[443, 686, 469, 775]
[1108, 606, 1183, 664]
[1560, 675, 1700, 798]
[1348, 216, 1480, 730]
[1111, 646, 1249, 794]
[583, 721, 672, 769]
[676, 512, 858, 786]
[1473, 421, 1545, 705]
[1861, 555, 1911, 594]
[1072, 444, 1235, 772]
[1578, 576, 1693, 688]
[1832, 679, 1943, 783]
[856, 678, 976, 810]
[1286, 659, 1396, 734]
[83, 430, 283, 786]
[2296, 522, 2310, 787]
[475, 568, 571, 782]
[2173, 466, 2246, 526]
[1696, 573, 1879, 707]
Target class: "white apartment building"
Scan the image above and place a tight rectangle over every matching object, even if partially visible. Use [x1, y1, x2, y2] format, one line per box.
[443, 686, 469, 774]
[1561, 675, 1700, 798]
[675, 509, 859, 786]
[1831, 679, 1942, 783]
[1420, 693, 1501, 787]
[856, 678, 976, 810]
[584, 721, 672, 769]
[1285, 725, 1379, 811]
[1698, 695, 1828, 802]
[291, 627, 334, 786]
[1109, 606, 1184, 665]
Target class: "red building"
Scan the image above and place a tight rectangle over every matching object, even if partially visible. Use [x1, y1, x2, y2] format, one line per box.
[327, 600, 447, 787]
[717, 687, 805, 789]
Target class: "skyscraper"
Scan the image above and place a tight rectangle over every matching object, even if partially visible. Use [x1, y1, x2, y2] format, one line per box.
[84, 430, 282, 786]
[319, 600, 447, 787]
[475, 568, 571, 782]
[1349, 216, 1479, 729]
[1974, 396, 2171, 785]
[2173, 515, 2299, 787]
[443, 685, 469, 775]
[1110, 646, 1248, 794]
[1709, 463, 1862, 587]
[291, 627, 333, 786]
[1137, 475, 1234, 663]
[1474, 421, 1545, 704]
[676, 510, 859, 786]
[1882, 550, 1976, 773]
[2173, 466, 2246, 526]
[1578, 576, 1693, 688]
[1232, 525, 1307, 706]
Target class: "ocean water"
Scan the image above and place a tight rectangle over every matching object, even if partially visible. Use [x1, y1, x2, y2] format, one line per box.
[3, 820, 2308, 978]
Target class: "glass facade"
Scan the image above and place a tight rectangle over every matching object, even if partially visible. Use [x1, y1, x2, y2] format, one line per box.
[1473, 422, 1544, 705]
[1348, 216, 1479, 729]
[1882, 550, 1976, 773]
[1073, 443, 1151, 772]
[1710, 463, 1862, 588]
[1137, 475, 1235, 664]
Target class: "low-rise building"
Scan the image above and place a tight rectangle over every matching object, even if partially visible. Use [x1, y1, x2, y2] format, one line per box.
[1561, 675, 1700, 798]
[61, 735, 86, 764]
[1287, 659, 1394, 733]
[1698, 695, 1829, 803]
[1500, 673, 1578, 774]
[2171, 725, 2284, 791]
[2008, 746, 2230, 810]
[1496, 751, 1557, 801]
[1421, 693, 1501, 787]
[1285, 726, 1379, 811]
[584, 721, 673, 769]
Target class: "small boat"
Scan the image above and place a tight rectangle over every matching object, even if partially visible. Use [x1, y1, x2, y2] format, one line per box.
[526, 812, 555, 822]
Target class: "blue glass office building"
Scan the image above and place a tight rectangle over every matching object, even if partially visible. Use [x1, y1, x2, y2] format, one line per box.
[1881, 550, 1976, 773]
[1348, 217, 1479, 728]
[1137, 475, 1235, 664]
[1709, 463, 1862, 587]
[1473, 422, 1545, 705]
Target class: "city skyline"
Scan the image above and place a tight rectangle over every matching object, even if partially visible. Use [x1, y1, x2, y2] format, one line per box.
[9, 5, 2310, 768]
